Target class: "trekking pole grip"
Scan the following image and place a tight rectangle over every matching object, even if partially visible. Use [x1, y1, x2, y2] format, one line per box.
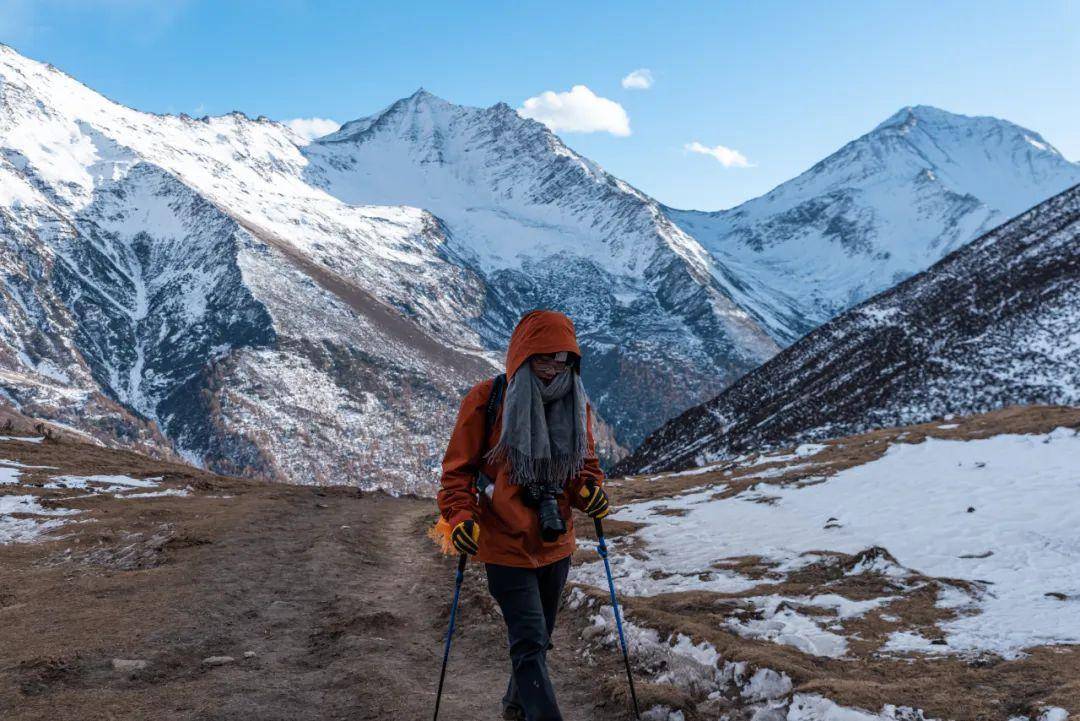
[593, 517, 607, 556]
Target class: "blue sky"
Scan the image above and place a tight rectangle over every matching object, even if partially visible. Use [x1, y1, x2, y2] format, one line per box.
[1, 0, 1076, 210]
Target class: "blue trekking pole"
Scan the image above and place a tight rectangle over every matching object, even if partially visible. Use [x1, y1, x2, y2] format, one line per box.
[433, 552, 468, 721]
[594, 518, 641, 719]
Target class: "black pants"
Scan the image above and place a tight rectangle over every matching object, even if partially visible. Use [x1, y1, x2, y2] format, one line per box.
[485, 556, 571, 721]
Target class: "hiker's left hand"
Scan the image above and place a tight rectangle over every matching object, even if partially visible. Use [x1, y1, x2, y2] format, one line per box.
[580, 483, 610, 519]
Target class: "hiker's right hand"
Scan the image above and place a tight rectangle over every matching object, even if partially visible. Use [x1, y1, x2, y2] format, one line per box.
[451, 520, 480, 556]
[580, 483, 611, 519]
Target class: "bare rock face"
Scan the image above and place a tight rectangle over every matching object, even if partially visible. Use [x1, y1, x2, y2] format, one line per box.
[619, 184, 1080, 474]
[111, 659, 148, 672]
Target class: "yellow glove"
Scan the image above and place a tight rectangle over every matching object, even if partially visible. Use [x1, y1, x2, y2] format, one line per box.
[579, 483, 610, 519]
[451, 519, 480, 555]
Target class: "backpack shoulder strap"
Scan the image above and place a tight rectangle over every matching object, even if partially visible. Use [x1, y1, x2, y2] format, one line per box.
[484, 373, 507, 438]
[475, 373, 506, 500]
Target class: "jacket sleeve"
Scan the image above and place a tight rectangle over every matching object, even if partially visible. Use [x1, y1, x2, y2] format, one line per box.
[437, 382, 488, 528]
[570, 404, 605, 511]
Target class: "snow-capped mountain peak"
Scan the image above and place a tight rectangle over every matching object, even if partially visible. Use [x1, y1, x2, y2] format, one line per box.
[305, 88, 782, 445]
[666, 104, 1080, 342]
[865, 104, 1076, 210]
[620, 182, 1080, 475]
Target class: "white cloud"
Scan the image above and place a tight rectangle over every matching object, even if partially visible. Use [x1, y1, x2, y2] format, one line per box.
[621, 68, 654, 90]
[518, 85, 631, 137]
[284, 117, 341, 141]
[684, 141, 753, 168]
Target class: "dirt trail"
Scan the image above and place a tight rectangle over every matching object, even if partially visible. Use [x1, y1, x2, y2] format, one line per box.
[0, 438, 619, 721]
[340, 497, 606, 720]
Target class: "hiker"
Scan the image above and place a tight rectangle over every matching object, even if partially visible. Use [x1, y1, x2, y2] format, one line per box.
[435, 309, 611, 721]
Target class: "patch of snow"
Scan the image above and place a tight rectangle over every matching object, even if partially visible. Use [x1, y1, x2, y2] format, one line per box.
[728, 603, 849, 658]
[881, 631, 947, 655]
[741, 667, 793, 702]
[657, 462, 732, 479]
[0, 435, 45, 444]
[46, 474, 162, 490]
[0, 458, 58, 469]
[794, 443, 829, 457]
[745, 460, 820, 479]
[0, 494, 81, 544]
[120, 487, 190, 499]
[1038, 708, 1069, 721]
[787, 694, 932, 720]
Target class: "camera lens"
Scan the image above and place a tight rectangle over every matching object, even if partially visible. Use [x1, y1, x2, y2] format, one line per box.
[537, 494, 566, 542]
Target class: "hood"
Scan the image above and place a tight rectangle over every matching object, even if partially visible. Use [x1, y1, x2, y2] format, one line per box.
[505, 310, 582, 380]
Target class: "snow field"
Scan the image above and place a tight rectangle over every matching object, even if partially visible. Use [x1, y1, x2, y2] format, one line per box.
[587, 428, 1080, 659]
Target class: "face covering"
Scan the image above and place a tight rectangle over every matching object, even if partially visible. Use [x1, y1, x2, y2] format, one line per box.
[486, 363, 589, 495]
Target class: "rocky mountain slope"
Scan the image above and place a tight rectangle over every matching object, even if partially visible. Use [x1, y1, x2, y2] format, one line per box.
[0, 46, 784, 489]
[2, 42, 1077, 492]
[0, 44, 493, 491]
[618, 183, 1080, 473]
[669, 105, 1080, 342]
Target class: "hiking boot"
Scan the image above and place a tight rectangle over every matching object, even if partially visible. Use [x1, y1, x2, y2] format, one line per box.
[501, 704, 525, 720]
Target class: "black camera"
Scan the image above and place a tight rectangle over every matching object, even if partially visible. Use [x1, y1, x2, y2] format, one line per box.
[522, 484, 567, 542]
[536, 492, 566, 542]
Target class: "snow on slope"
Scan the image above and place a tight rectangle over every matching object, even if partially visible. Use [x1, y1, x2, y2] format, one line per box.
[302, 90, 780, 446]
[0, 45, 781, 477]
[0, 44, 494, 490]
[0, 44, 484, 347]
[620, 182, 1080, 474]
[573, 413, 1080, 719]
[595, 429, 1080, 657]
[668, 106, 1080, 342]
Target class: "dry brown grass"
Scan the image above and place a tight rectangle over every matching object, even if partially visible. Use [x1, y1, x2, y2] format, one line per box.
[0, 434, 621, 721]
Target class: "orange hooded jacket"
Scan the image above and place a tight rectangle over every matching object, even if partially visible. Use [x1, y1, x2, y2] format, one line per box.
[436, 310, 604, 568]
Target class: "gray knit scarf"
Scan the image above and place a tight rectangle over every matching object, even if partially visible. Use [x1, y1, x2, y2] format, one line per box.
[486, 365, 589, 494]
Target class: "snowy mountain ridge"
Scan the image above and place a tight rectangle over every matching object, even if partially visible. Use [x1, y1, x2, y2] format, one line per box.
[619, 182, 1080, 474]
[0, 44, 779, 488]
[302, 87, 783, 443]
[1, 42, 1077, 491]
